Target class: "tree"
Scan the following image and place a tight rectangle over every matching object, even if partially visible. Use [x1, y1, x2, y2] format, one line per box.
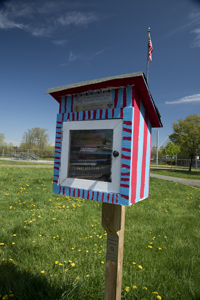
[162, 142, 180, 170]
[169, 114, 200, 171]
[21, 127, 49, 157]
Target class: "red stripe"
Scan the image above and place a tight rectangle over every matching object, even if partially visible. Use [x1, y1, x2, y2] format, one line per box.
[87, 190, 90, 199]
[100, 110, 103, 119]
[55, 162, 60, 165]
[54, 175, 59, 177]
[54, 167, 59, 170]
[120, 184, 129, 188]
[131, 89, 140, 204]
[114, 89, 119, 108]
[105, 110, 108, 119]
[59, 99, 61, 113]
[72, 112, 75, 121]
[55, 147, 61, 150]
[88, 111, 91, 119]
[112, 109, 115, 118]
[65, 97, 67, 113]
[140, 112, 148, 199]
[63, 188, 65, 195]
[102, 192, 104, 202]
[121, 194, 129, 200]
[56, 136, 61, 139]
[82, 190, 85, 198]
[123, 88, 126, 107]
[54, 157, 60, 160]
[112, 194, 114, 204]
[83, 111, 86, 120]
[116, 194, 118, 204]
[56, 132, 61, 135]
[121, 154, 131, 160]
[123, 127, 132, 133]
[122, 164, 130, 169]
[57, 121, 62, 124]
[122, 147, 131, 153]
[56, 126, 62, 129]
[121, 178, 129, 181]
[107, 193, 110, 203]
[123, 136, 131, 141]
[148, 129, 152, 196]
[120, 108, 123, 118]
[67, 113, 70, 120]
[53, 180, 58, 183]
[71, 96, 73, 112]
[93, 110, 97, 119]
[123, 121, 132, 126]
[121, 172, 130, 176]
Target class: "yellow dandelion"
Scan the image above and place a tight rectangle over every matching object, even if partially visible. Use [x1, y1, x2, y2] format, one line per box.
[143, 287, 147, 290]
[8, 258, 13, 263]
[152, 291, 158, 294]
[125, 286, 130, 292]
[59, 263, 62, 266]
[0, 243, 5, 246]
[157, 296, 162, 300]
[132, 262, 136, 265]
[68, 260, 72, 263]
[86, 274, 90, 277]
[12, 242, 15, 245]
[76, 276, 79, 280]
[41, 270, 45, 274]
[133, 285, 137, 289]
[101, 261, 104, 264]
[71, 263, 75, 267]
[138, 265, 143, 269]
[148, 245, 153, 249]
[158, 247, 162, 250]
[13, 234, 16, 237]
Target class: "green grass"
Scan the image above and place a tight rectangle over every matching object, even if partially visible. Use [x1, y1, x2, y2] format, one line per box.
[0, 160, 53, 166]
[0, 166, 200, 300]
[150, 168, 200, 180]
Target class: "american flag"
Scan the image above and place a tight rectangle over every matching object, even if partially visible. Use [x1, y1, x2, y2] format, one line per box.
[148, 34, 153, 61]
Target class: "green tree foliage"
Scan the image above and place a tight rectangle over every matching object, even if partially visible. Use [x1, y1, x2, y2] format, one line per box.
[0, 133, 5, 147]
[21, 127, 49, 157]
[169, 114, 200, 171]
[162, 142, 180, 169]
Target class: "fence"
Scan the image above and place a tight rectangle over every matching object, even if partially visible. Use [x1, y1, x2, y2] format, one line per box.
[0, 149, 55, 159]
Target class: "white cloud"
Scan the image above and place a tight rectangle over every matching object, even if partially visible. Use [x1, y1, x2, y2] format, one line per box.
[0, 1, 99, 40]
[68, 51, 80, 62]
[165, 94, 200, 104]
[53, 39, 67, 46]
[57, 11, 98, 27]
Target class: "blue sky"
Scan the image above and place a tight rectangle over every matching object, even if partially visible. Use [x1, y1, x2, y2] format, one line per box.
[0, 0, 200, 148]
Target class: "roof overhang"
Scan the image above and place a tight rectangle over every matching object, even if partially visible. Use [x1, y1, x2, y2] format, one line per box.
[45, 72, 162, 128]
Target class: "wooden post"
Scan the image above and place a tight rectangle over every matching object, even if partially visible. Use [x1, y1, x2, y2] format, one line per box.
[102, 202, 125, 300]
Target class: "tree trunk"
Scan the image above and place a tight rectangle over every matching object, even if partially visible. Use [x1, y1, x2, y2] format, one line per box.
[189, 155, 193, 172]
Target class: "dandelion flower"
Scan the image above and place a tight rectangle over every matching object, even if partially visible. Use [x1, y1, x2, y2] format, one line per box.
[143, 287, 147, 290]
[125, 287, 130, 292]
[76, 276, 79, 280]
[41, 270, 45, 274]
[152, 291, 158, 295]
[68, 260, 72, 263]
[148, 245, 152, 249]
[8, 259, 13, 263]
[132, 262, 136, 265]
[86, 274, 90, 277]
[158, 247, 162, 250]
[12, 242, 15, 245]
[138, 265, 143, 269]
[0, 243, 5, 246]
[101, 261, 104, 264]
[71, 263, 75, 267]
[157, 296, 162, 300]
[13, 234, 16, 237]
[133, 285, 137, 289]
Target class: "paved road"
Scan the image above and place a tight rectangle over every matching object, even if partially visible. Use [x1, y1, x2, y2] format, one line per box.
[150, 173, 200, 187]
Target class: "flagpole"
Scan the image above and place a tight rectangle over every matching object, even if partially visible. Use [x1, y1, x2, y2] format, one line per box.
[146, 27, 150, 84]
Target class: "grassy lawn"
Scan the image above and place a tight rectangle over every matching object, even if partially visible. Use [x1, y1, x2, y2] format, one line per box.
[0, 160, 53, 166]
[0, 166, 200, 300]
[150, 168, 200, 181]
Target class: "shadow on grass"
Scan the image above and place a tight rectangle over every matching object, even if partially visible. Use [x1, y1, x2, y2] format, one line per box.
[151, 168, 200, 177]
[0, 262, 91, 300]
